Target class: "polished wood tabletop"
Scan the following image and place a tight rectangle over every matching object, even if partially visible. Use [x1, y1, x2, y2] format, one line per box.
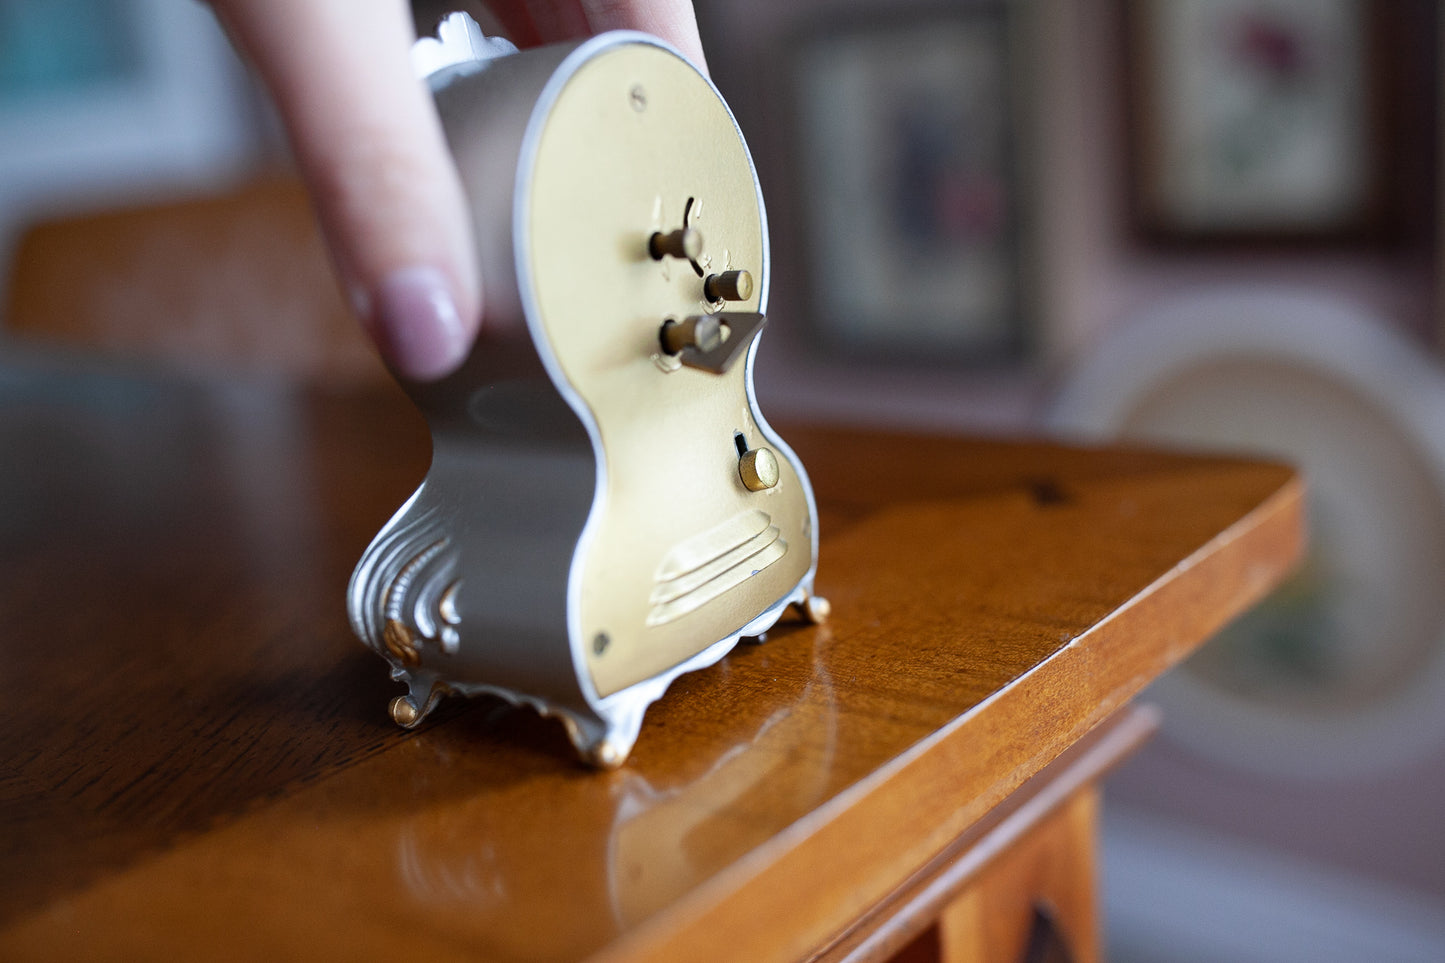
[0, 358, 1303, 962]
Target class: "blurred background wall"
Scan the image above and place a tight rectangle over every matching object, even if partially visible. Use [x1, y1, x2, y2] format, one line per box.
[699, 0, 1438, 429]
[0, 0, 271, 269]
[3, 1, 1444, 960]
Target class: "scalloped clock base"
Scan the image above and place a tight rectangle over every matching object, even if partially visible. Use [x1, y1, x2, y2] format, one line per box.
[383, 583, 827, 769]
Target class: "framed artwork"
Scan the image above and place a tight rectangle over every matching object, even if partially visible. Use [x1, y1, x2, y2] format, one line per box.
[0, 0, 256, 254]
[789, 5, 1026, 364]
[1126, 0, 1391, 242]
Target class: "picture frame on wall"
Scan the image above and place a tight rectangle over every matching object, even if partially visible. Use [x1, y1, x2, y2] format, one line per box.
[1125, 0, 1394, 243]
[0, 0, 256, 251]
[789, 4, 1026, 364]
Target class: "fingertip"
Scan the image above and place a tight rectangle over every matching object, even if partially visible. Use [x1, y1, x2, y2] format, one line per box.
[213, 0, 482, 382]
[578, 0, 708, 74]
[369, 265, 476, 381]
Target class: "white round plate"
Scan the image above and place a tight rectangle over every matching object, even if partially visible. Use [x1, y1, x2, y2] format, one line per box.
[1051, 287, 1445, 779]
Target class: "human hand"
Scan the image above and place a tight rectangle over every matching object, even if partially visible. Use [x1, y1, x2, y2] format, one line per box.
[211, 0, 707, 381]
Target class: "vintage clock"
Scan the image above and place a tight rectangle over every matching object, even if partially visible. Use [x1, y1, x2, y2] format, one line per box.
[348, 14, 826, 768]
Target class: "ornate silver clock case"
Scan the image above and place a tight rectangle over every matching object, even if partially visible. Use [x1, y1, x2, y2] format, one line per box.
[348, 14, 826, 768]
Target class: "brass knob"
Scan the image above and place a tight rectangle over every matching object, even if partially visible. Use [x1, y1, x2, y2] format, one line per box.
[650, 228, 703, 261]
[661, 316, 723, 355]
[704, 270, 754, 303]
[389, 696, 420, 727]
[739, 446, 780, 491]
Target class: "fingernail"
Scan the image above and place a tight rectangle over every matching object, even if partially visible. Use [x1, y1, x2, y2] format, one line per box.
[371, 266, 469, 381]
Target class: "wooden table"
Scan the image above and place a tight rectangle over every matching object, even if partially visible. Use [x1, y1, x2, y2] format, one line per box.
[0, 359, 1303, 962]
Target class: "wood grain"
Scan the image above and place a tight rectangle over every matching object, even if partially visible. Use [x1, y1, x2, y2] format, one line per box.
[938, 788, 1099, 963]
[0, 364, 429, 922]
[0, 361, 1303, 961]
[812, 705, 1159, 963]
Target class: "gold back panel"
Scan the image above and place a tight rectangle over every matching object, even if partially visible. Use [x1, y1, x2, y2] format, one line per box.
[526, 45, 812, 697]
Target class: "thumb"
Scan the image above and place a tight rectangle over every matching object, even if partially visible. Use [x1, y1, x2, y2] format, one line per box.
[213, 0, 479, 381]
